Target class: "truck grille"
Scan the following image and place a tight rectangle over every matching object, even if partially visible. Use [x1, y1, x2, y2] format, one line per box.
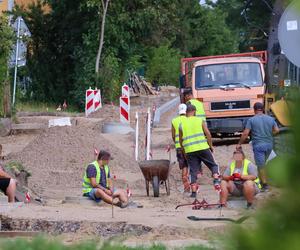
[211, 100, 250, 111]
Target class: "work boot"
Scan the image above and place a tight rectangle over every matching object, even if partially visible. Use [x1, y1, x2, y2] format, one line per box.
[246, 202, 255, 210]
[261, 183, 270, 192]
[213, 178, 221, 192]
[190, 192, 197, 198]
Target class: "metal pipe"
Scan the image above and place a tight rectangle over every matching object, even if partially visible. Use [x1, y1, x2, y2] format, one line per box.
[12, 17, 21, 106]
[146, 108, 151, 160]
[135, 112, 139, 161]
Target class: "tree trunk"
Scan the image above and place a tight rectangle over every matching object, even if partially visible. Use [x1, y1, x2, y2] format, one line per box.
[95, 0, 109, 74]
[3, 77, 11, 117]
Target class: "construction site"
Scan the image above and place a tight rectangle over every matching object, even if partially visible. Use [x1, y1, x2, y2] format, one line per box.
[0, 0, 299, 249]
[0, 85, 281, 248]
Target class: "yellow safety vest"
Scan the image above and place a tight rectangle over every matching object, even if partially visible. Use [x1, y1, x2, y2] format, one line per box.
[230, 159, 261, 188]
[188, 99, 206, 121]
[172, 115, 186, 149]
[82, 161, 110, 194]
[180, 116, 209, 153]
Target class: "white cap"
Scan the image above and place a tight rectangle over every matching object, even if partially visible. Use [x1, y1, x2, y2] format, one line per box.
[178, 103, 187, 115]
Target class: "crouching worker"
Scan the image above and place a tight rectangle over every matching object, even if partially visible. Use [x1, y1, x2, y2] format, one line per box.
[82, 150, 128, 208]
[220, 150, 260, 209]
[0, 164, 17, 203]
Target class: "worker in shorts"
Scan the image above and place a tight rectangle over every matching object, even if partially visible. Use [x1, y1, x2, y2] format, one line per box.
[82, 150, 128, 208]
[179, 104, 220, 198]
[172, 103, 190, 192]
[220, 150, 260, 209]
[0, 164, 17, 202]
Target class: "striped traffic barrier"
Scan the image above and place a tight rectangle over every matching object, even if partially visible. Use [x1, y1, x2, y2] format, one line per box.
[85, 87, 94, 117]
[122, 84, 130, 98]
[94, 88, 102, 111]
[120, 96, 130, 124]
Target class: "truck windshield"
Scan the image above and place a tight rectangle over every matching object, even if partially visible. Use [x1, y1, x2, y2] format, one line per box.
[195, 63, 263, 89]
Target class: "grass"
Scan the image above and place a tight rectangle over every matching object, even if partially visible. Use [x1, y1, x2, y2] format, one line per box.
[0, 237, 213, 250]
[15, 101, 80, 114]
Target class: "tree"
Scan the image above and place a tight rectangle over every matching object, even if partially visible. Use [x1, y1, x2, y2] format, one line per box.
[94, 0, 110, 74]
[0, 15, 14, 117]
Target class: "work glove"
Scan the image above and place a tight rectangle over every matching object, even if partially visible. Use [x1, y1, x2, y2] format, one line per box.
[213, 178, 221, 192]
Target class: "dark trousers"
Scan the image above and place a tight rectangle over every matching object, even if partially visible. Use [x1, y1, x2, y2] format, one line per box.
[186, 149, 219, 184]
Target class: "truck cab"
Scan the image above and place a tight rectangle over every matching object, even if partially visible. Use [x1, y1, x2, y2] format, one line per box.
[180, 51, 267, 136]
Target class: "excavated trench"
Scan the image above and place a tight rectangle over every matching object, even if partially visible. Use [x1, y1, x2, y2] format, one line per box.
[0, 216, 152, 238]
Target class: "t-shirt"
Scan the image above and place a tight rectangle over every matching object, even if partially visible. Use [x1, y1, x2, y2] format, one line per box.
[86, 164, 110, 188]
[224, 162, 258, 177]
[246, 114, 278, 146]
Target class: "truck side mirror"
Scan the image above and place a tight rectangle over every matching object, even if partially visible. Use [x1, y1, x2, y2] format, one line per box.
[179, 75, 185, 88]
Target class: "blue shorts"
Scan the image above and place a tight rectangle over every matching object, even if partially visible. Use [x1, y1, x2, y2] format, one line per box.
[83, 188, 102, 203]
[253, 143, 273, 169]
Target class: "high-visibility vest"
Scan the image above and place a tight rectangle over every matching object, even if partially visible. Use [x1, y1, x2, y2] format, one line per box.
[188, 99, 206, 121]
[230, 159, 261, 188]
[180, 116, 209, 153]
[172, 115, 186, 149]
[82, 161, 110, 194]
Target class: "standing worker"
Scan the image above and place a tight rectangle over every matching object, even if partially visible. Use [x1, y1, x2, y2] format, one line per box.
[184, 89, 206, 121]
[82, 150, 128, 207]
[172, 103, 190, 192]
[237, 102, 279, 192]
[179, 104, 220, 198]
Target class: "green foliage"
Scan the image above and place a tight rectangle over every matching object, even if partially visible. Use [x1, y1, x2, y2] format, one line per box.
[0, 15, 14, 116]
[0, 237, 169, 250]
[14, 0, 240, 108]
[214, 0, 274, 51]
[227, 94, 300, 250]
[146, 45, 181, 86]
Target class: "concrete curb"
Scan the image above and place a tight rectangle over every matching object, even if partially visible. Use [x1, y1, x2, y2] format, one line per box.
[153, 97, 180, 127]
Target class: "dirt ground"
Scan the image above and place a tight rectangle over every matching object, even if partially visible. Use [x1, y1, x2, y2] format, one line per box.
[0, 91, 273, 248]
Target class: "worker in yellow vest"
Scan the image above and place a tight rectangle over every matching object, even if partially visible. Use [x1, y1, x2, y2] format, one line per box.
[220, 150, 260, 209]
[172, 103, 190, 192]
[82, 150, 128, 208]
[179, 104, 220, 198]
[184, 89, 206, 121]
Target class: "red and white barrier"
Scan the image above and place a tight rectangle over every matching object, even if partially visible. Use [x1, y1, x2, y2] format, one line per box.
[122, 84, 130, 98]
[85, 87, 94, 117]
[120, 96, 130, 124]
[94, 88, 102, 111]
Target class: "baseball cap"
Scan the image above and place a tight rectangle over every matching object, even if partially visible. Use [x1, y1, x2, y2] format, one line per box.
[186, 104, 196, 112]
[178, 104, 187, 115]
[253, 102, 264, 111]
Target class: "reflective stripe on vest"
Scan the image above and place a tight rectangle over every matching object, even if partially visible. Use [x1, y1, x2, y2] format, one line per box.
[230, 159, 261, 188]
[172, 115, 186, 149]
[180, 116, 209, 153]
[82, 161, 110, 194]
[188, 99, 206, 121]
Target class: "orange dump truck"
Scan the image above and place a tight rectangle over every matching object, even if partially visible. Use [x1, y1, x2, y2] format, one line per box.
[180, 51, 268, 136]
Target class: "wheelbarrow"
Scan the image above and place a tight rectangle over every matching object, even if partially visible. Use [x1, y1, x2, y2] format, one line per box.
[138, 159, 170, 197]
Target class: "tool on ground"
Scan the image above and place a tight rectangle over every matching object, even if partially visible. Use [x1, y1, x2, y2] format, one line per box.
[187, 215, 250, 224]
[175, 198, 222, 210]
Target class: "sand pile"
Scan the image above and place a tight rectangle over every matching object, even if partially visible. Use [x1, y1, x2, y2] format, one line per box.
[6, 120, 140, 197]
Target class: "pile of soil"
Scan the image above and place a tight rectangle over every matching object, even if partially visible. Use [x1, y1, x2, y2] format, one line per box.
[6, 120, 140, 198]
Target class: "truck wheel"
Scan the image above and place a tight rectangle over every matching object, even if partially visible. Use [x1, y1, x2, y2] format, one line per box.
[152, 176, 159, 197]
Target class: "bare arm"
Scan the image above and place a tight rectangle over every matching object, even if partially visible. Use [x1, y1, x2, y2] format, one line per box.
[179, 127, 184, 153]
[241, 175, 256, 181]
[171, 124, 176, 143]
[202, 122, 213, 150]
[273, 125, 280, 135]
[0, 169, 11, 179]
[222, 174, 233, 181]
[238, 128, 250, 147]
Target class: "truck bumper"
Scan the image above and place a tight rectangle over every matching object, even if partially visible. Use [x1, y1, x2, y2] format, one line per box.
[206, 117, 251, 135]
